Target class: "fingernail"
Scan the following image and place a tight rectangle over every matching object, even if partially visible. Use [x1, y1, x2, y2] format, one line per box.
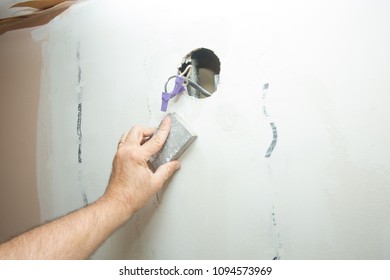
[163, 115, 171, 123]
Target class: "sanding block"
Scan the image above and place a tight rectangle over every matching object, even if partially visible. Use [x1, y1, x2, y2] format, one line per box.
[149, 113, 197, 171]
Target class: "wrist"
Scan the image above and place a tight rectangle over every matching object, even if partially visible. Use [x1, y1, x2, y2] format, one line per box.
[98, 188, 135, 226]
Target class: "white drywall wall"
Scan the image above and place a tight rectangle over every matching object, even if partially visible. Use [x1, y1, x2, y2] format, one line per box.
[0, 0, 35, 18]
[34, 0, 390, 259]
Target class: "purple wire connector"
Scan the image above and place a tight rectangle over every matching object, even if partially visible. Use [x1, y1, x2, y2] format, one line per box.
[161, 76, 185, 112]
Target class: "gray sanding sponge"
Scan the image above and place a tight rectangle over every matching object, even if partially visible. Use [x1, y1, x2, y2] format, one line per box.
[149, 113, 197, 171]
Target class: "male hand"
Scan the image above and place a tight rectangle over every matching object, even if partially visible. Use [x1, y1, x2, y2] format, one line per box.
[0, 117, 180, 260]
[105, 116, 181, 218]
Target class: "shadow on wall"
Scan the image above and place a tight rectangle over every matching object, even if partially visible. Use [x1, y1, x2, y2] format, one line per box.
[0, 28, 41, 242]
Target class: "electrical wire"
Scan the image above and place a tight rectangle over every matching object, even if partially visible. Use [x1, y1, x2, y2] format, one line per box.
[179, 64, 192, 77]
[164, 75, 212, 97]
[186, 79, 211, 97]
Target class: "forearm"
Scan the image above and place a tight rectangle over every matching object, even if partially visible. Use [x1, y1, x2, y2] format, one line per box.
[0, 117, 179, 259]
[0, 193, 132, 260]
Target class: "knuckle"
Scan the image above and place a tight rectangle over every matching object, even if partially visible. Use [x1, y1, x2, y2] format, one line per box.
[128, 149, 144, 161]
[130, 125, 141, 135]
[152, 133, 165, 147]
[164, 163, 173, 175]
[116, 146, 145, 163]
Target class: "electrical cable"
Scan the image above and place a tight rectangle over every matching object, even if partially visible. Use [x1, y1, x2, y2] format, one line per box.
[164, 75, 211, 98]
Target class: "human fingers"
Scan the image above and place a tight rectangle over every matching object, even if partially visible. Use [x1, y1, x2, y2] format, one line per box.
[140, 130, 156, 145]
[117, 132, 128, 149]
[151, 160, 181, 191]
[125, 125, 155, 146]
[141, 116, 171, 158]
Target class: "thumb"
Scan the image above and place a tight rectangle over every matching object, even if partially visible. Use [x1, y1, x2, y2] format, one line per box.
[152, 160, 181, 190]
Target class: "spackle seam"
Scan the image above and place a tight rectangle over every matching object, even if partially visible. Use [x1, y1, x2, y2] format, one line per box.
[76, 42, 88, 206]
[77, 103, 82, 163]
[271, 207, 282, 260]
[265, 122, 277, 158]
[262, 83, 278, 158]
[76, 43, 83, 164]
[262, 83, 282, 259]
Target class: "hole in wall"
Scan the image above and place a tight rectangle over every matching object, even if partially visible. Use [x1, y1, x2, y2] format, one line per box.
[178, 48, 221, 99]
